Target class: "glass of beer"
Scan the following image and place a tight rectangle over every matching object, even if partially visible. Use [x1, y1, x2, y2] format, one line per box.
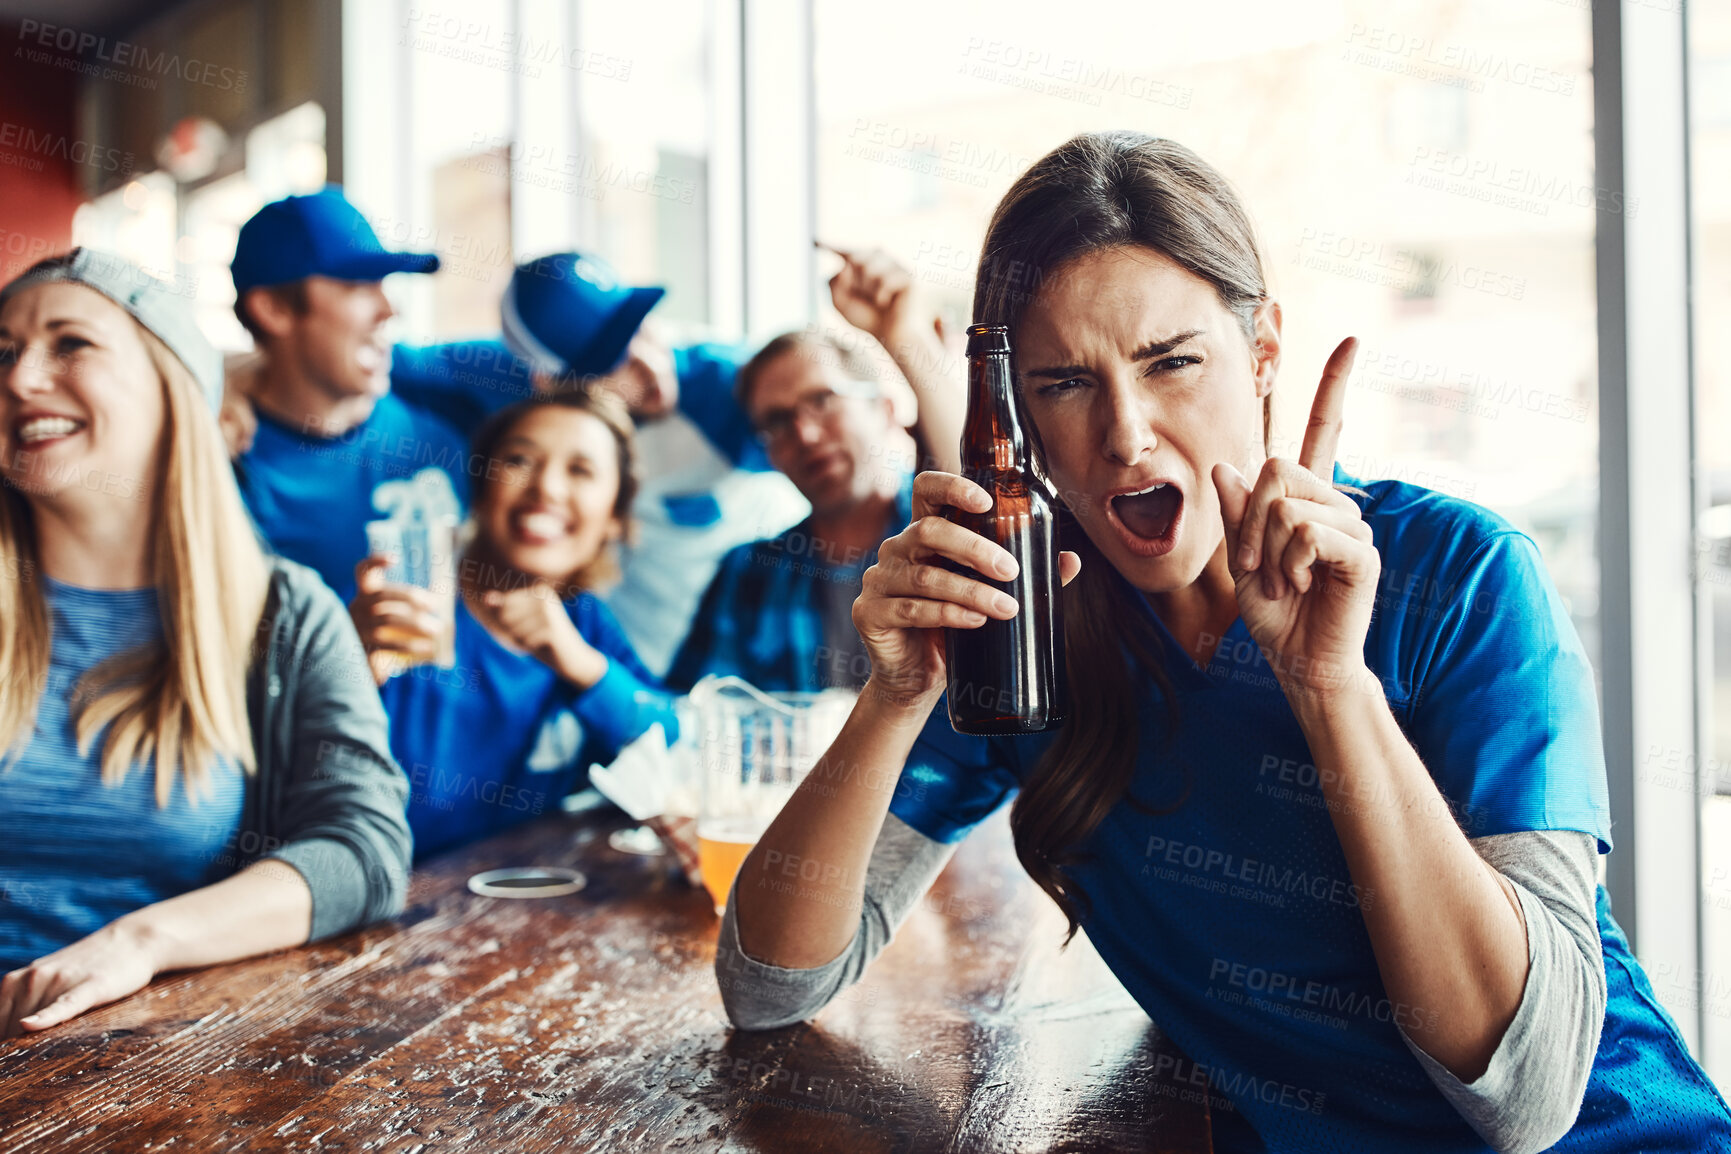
[691, 678, 855, 914]
[365, 512, 459, 669]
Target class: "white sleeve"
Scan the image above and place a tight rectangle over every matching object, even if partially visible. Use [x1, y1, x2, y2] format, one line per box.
[1398, 829, 1605, 1154]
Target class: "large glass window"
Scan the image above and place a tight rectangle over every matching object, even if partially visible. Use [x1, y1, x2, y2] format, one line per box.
[815, 0, 1598, 659]
[73, 103, 327, 353]
[387, 0, 717, 341]
[572, 0, 715, 331]
[397, 0, 516, 341]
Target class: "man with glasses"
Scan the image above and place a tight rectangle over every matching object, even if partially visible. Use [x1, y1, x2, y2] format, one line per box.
[666, 308, 960, 693]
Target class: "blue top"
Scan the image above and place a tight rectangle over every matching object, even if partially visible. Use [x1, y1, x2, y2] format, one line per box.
[0, 579, 245, 970]
[666, 472, 915, 692]
[390, 339, 770, 472]
[380, 588, 677, 861]
[887, 475, 1730, 1152]
[235, 395, 472, 603]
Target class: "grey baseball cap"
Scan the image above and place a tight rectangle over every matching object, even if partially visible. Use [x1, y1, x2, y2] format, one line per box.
[0, 248, 223, 411]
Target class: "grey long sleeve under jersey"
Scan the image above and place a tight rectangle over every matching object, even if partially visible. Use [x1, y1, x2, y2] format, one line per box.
[715, 817, 1605, 1154]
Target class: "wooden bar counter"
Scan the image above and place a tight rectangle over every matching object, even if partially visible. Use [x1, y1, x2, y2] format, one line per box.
[0, 807, 1214, 1152]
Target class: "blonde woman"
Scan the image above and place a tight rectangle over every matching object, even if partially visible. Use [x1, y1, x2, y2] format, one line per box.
[0, 250, 410, 1037]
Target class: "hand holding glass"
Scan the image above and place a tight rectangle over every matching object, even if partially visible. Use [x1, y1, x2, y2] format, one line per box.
[362, 516, 458, 670]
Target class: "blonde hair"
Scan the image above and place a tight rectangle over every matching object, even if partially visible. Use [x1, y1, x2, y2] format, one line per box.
[0, 321, 271, 805]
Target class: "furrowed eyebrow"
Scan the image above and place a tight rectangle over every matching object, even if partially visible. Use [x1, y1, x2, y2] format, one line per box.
[1023, 329, 1206, 380]
[1128, 329, 1205, 362]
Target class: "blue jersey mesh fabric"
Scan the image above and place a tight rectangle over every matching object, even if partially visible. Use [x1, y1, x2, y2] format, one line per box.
[888, 474, 1730, 1151]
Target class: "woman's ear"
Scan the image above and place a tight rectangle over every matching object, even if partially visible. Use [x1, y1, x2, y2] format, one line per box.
[1250, 299, 1283, 399]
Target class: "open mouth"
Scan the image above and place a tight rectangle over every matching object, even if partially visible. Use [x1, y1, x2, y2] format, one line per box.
[1108, 482, 1183, 556]
[356, 343, 388, 374]
[14, 415, 85, 449]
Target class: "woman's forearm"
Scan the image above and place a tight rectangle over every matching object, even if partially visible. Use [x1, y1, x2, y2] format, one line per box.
[1293, 679, 1529, 1081]
[117, 858, 314, 974]
[732, 681, 935, 969]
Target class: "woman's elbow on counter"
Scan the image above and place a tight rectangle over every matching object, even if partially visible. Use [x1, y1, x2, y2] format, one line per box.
[714, 954, 833, 1031]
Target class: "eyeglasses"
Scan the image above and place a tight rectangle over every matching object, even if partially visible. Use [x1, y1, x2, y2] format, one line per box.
[754, 389, 843, 445]
[753, 379, 882, 445]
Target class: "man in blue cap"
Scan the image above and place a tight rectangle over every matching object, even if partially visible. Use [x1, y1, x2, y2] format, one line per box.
[225, 186, 471, 604]
[388, 251, 768, 468]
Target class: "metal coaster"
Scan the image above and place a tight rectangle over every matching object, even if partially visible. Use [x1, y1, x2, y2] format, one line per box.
[467, 866, 587, 898]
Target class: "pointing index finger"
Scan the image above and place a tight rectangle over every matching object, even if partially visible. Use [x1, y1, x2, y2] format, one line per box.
[1299, 337, 1358, 480]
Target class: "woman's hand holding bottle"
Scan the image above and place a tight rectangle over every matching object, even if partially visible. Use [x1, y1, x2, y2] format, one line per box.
[855, 471, 1080, 708]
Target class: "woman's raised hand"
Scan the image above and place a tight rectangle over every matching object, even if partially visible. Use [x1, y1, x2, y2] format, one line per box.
[1211, 338, 1380, 701]
[854, 471, 1080, 706]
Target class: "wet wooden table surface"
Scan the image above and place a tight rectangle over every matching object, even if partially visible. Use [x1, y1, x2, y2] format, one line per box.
[0, 807, 1213, 1153]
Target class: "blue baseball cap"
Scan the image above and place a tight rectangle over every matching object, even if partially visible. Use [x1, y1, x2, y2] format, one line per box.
[231, 186, 440, 296]
[500, 252, 665, 378]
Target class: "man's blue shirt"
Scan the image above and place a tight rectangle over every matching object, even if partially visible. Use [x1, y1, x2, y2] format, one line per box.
[235, 394, 471, 603]
[886, 474, 1726, 1152]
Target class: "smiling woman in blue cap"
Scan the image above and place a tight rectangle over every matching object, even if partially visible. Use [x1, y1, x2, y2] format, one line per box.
[0, 250, 410, 1036]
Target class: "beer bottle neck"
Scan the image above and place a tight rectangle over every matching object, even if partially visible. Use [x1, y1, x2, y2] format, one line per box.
[960, 354, 1027, 474]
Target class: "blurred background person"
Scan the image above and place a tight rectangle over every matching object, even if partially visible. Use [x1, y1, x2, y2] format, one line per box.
[354, 389, 677, 862]
[666, 322, 955, 693]
[389, 250, 805, 676]
[224, 186, 468, 604]
[0, 250, 409, 1036]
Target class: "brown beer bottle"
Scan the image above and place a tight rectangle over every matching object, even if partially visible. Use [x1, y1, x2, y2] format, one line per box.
[944, 324, 1067, 734]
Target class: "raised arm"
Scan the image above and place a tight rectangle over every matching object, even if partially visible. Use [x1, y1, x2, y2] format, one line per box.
[1211, 339, 1531, 1085]
[823, 245, 964, 475]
